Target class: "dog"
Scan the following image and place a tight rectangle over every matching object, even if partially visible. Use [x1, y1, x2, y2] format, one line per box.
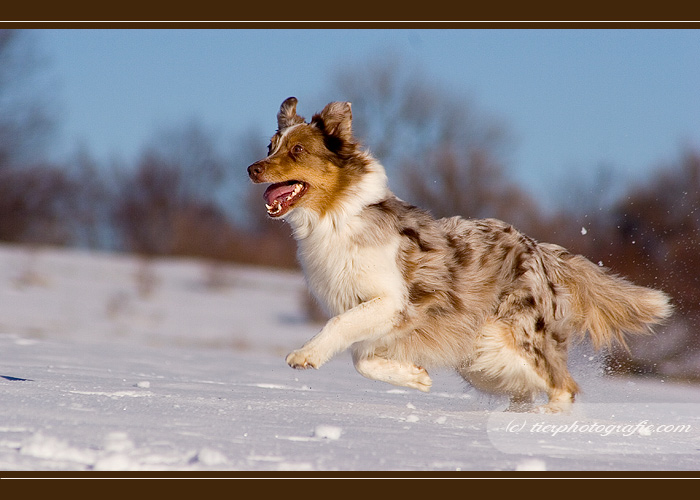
[247, 97, 672, 413]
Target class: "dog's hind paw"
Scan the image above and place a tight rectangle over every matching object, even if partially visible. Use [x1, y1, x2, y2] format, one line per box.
[354, 357, 433, 392]
[404, 365, 433, 393]
[534, 401, 573, 414]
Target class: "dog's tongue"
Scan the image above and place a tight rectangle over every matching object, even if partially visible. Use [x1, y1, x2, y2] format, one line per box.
[263, 182, 297, 205]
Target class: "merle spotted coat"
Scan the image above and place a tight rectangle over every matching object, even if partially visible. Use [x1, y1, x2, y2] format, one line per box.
[248, 97, 672, 412]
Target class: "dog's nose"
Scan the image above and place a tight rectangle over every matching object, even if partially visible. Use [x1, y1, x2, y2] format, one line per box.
[247, 162, 265, 180]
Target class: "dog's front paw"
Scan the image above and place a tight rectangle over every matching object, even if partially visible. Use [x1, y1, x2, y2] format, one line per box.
[286, 349, 321, 370]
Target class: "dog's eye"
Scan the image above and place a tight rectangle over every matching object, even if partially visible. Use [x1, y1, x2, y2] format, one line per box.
[292, 144, 304, 154]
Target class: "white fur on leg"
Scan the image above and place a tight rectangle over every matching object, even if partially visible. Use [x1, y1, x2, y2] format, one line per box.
[536, 389, 574, 414]
[286, 296, 400, 370]
[353, 354, 433, 392]
[462, 320, 550, 396]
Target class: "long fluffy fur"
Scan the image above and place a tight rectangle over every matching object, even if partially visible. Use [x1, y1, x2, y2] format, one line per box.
[248, 97, 673, 413]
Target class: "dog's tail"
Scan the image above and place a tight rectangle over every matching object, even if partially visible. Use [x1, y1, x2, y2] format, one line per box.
[552, 251, 672, 350]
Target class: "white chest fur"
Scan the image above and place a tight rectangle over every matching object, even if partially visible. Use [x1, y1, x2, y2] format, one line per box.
[297, 217, 404, 317]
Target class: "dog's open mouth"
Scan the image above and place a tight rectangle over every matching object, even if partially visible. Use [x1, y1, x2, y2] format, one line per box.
[263, 181, 308, 217]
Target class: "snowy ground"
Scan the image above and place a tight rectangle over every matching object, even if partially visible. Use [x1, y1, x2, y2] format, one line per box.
[1, 245, 699, 473]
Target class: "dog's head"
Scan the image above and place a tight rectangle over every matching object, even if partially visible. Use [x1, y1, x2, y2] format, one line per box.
[247, 97, 368, 219]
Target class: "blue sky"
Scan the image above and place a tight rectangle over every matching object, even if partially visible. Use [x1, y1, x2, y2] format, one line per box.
[34, 28, 700, 205]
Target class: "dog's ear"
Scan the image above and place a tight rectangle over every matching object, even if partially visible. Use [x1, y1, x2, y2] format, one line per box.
[313, 101, 353, 141]
[277, 97, 305, 131]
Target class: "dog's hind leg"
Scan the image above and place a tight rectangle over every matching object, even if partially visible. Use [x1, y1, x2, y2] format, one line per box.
[506, 393, 535, 413]
[461, 318, 579, 413]
[537, 387, 575, 414]
[352, 352, 433, 392]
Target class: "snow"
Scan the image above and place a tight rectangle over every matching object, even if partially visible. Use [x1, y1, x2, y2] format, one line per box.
[313, 425, 343, 440]
[516, 458, 548, 471]
[1, 244, 700, 472]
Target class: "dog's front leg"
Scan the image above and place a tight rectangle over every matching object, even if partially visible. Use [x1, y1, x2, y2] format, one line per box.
[286, 297, 399, 370]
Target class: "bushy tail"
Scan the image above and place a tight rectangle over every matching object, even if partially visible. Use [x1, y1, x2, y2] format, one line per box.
[555, 254, 673, 350]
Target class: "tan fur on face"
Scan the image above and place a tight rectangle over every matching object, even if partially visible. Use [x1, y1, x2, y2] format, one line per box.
[249, 99, 371, 220]
[265, 126, 364, 218]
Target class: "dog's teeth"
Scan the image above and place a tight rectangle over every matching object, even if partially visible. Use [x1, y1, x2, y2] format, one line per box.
[266, 185, 303, 215]
[266, 199, 283, 215]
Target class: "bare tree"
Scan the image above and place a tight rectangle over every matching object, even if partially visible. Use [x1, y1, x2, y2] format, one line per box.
[0, 164, 75, 244]
[113, 150, 216, 256]
[145, 120, 225, 202]
[573, 149, 700, 378]
[111, 121, 281, 263]
[0, 29, 69, 245]
[0, 29, 55, 169]
[63, 147, 116, 249]
[326, 55, 539, 229]
[609, 149, 700, 303]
